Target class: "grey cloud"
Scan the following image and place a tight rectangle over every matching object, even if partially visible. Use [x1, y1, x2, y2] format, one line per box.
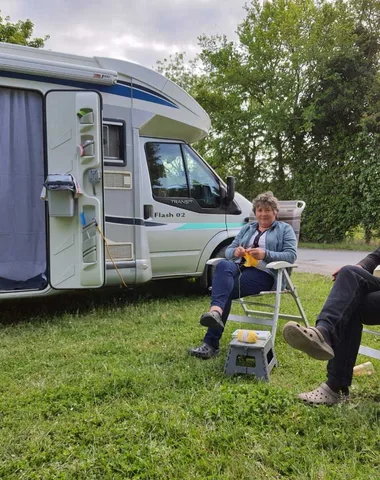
[1, 0, 248, 67]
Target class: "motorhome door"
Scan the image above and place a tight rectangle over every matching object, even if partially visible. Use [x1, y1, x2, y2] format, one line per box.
[45, 91, 105, 289]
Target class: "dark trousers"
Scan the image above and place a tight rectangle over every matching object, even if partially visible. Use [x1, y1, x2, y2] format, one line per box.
[203, 260, 274, 349]
[316, 265, 380, 388]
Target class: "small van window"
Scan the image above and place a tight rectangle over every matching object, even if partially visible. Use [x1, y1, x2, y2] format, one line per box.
[103, 120, 125, 165]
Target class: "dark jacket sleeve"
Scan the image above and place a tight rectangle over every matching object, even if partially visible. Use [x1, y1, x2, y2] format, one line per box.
[357, 248, 380, 274]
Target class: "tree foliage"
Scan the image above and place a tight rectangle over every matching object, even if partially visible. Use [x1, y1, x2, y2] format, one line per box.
[157, 0, 380, 242]
[0, 12, 49, 48]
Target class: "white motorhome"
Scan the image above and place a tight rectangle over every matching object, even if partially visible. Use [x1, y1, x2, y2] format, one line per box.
[0, 42, 252, 299]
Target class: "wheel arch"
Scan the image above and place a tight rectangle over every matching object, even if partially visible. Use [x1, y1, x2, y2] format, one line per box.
[197, 235, 235, 290]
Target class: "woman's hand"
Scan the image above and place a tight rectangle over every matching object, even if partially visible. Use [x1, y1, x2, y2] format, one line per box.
[234, 246, 246, 258]
[245, 247, 266, 260]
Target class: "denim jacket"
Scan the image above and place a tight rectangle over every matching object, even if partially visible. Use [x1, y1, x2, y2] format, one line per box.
[225, 220, 297, 289]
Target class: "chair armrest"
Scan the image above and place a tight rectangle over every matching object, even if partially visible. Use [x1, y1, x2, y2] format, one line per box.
[206, 258, 225, 266]
[266, 261, 297, 270]
[206, 259, 298, 270]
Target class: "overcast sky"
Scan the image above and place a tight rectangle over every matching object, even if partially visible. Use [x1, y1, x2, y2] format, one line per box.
[1, 0, 250, 68]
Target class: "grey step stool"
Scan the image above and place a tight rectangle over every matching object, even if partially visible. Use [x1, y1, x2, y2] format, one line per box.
[224, 334, 277, 381]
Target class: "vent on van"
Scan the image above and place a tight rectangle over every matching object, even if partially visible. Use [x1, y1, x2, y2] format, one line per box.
[106, 242, 133, 261]
[104, 171, 132, 189]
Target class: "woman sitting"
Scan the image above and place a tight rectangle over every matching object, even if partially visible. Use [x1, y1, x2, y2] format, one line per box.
[189, 191, 297, 359]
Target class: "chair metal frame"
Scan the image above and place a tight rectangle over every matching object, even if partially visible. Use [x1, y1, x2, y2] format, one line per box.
[359, 330, 380, 360]
[228, 261, 309, 341]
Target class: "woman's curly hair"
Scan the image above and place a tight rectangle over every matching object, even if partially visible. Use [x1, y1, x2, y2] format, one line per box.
[252, 191, 280, 214]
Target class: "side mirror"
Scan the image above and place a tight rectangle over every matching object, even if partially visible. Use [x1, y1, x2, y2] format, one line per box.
[225, 176, 235, 205]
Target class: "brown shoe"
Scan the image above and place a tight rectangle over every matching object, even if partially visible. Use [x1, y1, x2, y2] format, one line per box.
[283, 321, 334, 360]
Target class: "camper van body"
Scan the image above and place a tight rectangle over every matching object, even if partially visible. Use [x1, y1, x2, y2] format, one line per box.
[0, 43, 252, 299]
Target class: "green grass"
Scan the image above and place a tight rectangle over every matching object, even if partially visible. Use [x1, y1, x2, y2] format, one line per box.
[1, 274, 380, 479]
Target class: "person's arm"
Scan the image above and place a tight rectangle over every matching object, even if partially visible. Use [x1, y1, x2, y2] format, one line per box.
[332, 247, 380, 281]
[262, 224, 297, 264]
[225, 224, 251, 260]
[356, 247, 380, 274]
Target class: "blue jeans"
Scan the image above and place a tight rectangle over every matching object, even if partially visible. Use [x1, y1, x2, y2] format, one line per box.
[203, 260, 274, 349]
[316, 265, 380, 388]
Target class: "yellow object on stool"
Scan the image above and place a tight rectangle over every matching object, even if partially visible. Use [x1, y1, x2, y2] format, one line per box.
[243, 253, 259, 268]
[236, 330, 258, 343]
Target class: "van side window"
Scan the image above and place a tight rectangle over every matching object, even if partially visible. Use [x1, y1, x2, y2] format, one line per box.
[146, 143, 189, 197]
[103, 120, 125, 165]
[182, 145, 221, 208]
[146, 142, 221, 208]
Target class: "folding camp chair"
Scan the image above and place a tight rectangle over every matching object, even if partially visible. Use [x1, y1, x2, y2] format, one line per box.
[227, 200, 309, 342]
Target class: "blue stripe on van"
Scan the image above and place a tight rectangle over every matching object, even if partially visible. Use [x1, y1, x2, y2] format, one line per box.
[117, 80, 177, 106]
[0, 70, 178, 108]
[105, 216, 145, 226]
[106, 216, 167, 227]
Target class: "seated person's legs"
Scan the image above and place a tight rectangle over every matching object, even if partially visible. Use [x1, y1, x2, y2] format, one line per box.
[199, 259, 240, 330]
[326, 289, 380, 392]
[283, 266, 380, 405]
[283, 265, 380, 360]
[190, 264, 274, 359]
[188, 260, 239, 359]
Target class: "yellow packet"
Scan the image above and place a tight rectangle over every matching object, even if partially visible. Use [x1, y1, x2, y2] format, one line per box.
[237, 330, 258, 343]
[243, 253, 259, 268]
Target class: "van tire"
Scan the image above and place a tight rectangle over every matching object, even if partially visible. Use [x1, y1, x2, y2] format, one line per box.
[208, 245, 228, 286]
[197, 244, 230, 292]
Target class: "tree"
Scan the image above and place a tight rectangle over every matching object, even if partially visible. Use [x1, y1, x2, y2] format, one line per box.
[293, 0, 380, 241]
[157, 0, 380, 242]
[0, 12, 49, 47]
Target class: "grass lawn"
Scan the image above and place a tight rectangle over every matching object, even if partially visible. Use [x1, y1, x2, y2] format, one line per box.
[1, 273, 379, 479]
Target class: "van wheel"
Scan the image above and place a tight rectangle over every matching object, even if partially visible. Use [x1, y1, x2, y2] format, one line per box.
[197, 244, 229, 292]
[208, 245, 228, 287]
